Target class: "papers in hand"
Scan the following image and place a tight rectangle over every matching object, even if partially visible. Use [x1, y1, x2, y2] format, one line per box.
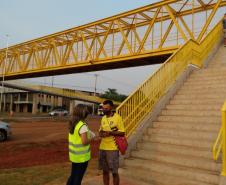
[89, 130, 96, 139]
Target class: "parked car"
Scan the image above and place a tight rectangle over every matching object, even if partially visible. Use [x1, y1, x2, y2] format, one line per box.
[97, 103, 104, 116]
[49, 109, 69, 116]
[0, 121, 12, 142]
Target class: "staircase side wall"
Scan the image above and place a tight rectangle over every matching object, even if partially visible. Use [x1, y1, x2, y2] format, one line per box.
[203, 37, 223, 68]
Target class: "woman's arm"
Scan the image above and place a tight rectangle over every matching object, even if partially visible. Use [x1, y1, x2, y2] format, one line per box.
[80, 132, 90, 145]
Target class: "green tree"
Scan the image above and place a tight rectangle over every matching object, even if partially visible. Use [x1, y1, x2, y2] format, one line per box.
[101, 88, 127, 102]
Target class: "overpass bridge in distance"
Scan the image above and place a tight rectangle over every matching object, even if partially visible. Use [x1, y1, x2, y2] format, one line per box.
[0, 0, 226, 80]
[2, 81, 114, 104]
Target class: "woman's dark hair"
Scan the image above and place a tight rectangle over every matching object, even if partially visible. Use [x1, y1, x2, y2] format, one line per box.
[69, 104, 89, 134]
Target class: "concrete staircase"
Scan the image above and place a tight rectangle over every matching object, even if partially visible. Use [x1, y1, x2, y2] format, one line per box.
[120, 45, 226, 185]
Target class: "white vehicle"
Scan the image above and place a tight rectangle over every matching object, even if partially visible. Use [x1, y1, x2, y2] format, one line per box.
[0, 121, 12, 142]
[49, 109, 69, 116]
[97, 103, 104, 116]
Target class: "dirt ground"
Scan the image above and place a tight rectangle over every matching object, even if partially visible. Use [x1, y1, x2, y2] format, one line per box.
[0, 115, 140, 185]
[0, 115, 101, 169]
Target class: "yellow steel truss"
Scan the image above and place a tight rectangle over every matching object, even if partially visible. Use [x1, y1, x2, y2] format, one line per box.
[0, 0, 225, 79]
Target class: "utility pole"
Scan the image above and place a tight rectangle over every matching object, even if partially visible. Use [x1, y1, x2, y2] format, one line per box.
[51, 76, 54, 87]
[0, 35, 9, 112]
[94, 74, 98, 96]
[92, 74, 99, 114]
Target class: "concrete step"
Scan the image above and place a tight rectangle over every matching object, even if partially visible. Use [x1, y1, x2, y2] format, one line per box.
[147, 128, 218, 141]
[120, 167, 214, 185]
[184, 79, 226, 85]
[180, 84, 226, 90]
[161, 109, 220, 117]
[157, 115, 220, 123]
[124, 158, 219, 184]
[144, 134, 213, 149]
[190, 69, 226, 76]
[152, 121, 221, 132]
[177, 88, 226, 95]
[190, 71, 226, 76]
[170, 99, 224, 105]
[208, 64, 226, 68]
[191, 67, 226, 73]
[187, 75, 226, 82]
[181, 86, 226, 92]
[130, 149, 220, 172]
[173, 94, 226, 100]
[190, 71, 226, 78]
[166, 104, 221, 111]
[137, 142, 213, 159]
[188, 73, 226, 79]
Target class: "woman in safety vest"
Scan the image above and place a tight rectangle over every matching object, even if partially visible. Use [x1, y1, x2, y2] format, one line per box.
[66, 104, 95, 185]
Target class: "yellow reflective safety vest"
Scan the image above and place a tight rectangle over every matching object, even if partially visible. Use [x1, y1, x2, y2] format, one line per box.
[68, 121, 91, 163]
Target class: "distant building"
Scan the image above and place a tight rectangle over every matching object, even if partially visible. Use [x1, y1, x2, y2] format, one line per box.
[0, 87, 101, 114]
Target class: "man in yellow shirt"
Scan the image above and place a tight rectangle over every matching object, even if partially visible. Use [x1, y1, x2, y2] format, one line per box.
[99, 100, 125, 185]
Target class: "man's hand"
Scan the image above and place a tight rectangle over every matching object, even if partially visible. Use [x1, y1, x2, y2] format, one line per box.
[99, 131, 111, 138]
[109, 131, 125, 137]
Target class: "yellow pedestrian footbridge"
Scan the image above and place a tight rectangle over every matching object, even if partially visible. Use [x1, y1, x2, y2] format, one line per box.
[0, 0, 226, 80]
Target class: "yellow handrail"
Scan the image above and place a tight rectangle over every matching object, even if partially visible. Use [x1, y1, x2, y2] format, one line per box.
[213, 101, 226, 176]
[213, 127, 223, 160]
[116, 19, 223, 138]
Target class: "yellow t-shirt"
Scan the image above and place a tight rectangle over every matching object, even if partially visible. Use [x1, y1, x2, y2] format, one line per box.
[99, 113, 125, 150]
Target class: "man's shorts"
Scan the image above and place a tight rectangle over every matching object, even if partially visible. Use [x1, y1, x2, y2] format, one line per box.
[98, 150, 119, 174]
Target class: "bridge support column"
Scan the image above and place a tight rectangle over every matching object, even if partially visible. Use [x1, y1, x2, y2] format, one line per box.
[16, 104, 19, 113]
[44, 94, 47, 103]
[3, 94, 6, 112]
[39, 105, 43, 113]
[50, 96, 54, 109]
[23, 105, 28, 113]
[10, 94, 13, 112]
[15, 94, 19, 112]
[69, 100, 75, 115]
[23, 93, 29, 113]
[32, 94, 38, 114]
[57, 97, 62, 107]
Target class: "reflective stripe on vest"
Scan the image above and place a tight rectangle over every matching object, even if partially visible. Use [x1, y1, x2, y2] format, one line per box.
[69, 148, 90, 155]
[68, 121, 91, 163]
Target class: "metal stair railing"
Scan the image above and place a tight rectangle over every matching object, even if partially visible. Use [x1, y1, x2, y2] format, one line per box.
[213, 101, 226, 176]
[116, 19, 223, 138]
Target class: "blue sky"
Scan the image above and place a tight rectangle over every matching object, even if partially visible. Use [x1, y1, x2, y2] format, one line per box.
[0, 0, 161, 95]
[0, 0, 159, 46]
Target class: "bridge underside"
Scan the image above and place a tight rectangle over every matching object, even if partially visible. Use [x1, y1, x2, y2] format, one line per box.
[1, 52, 171, 80]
